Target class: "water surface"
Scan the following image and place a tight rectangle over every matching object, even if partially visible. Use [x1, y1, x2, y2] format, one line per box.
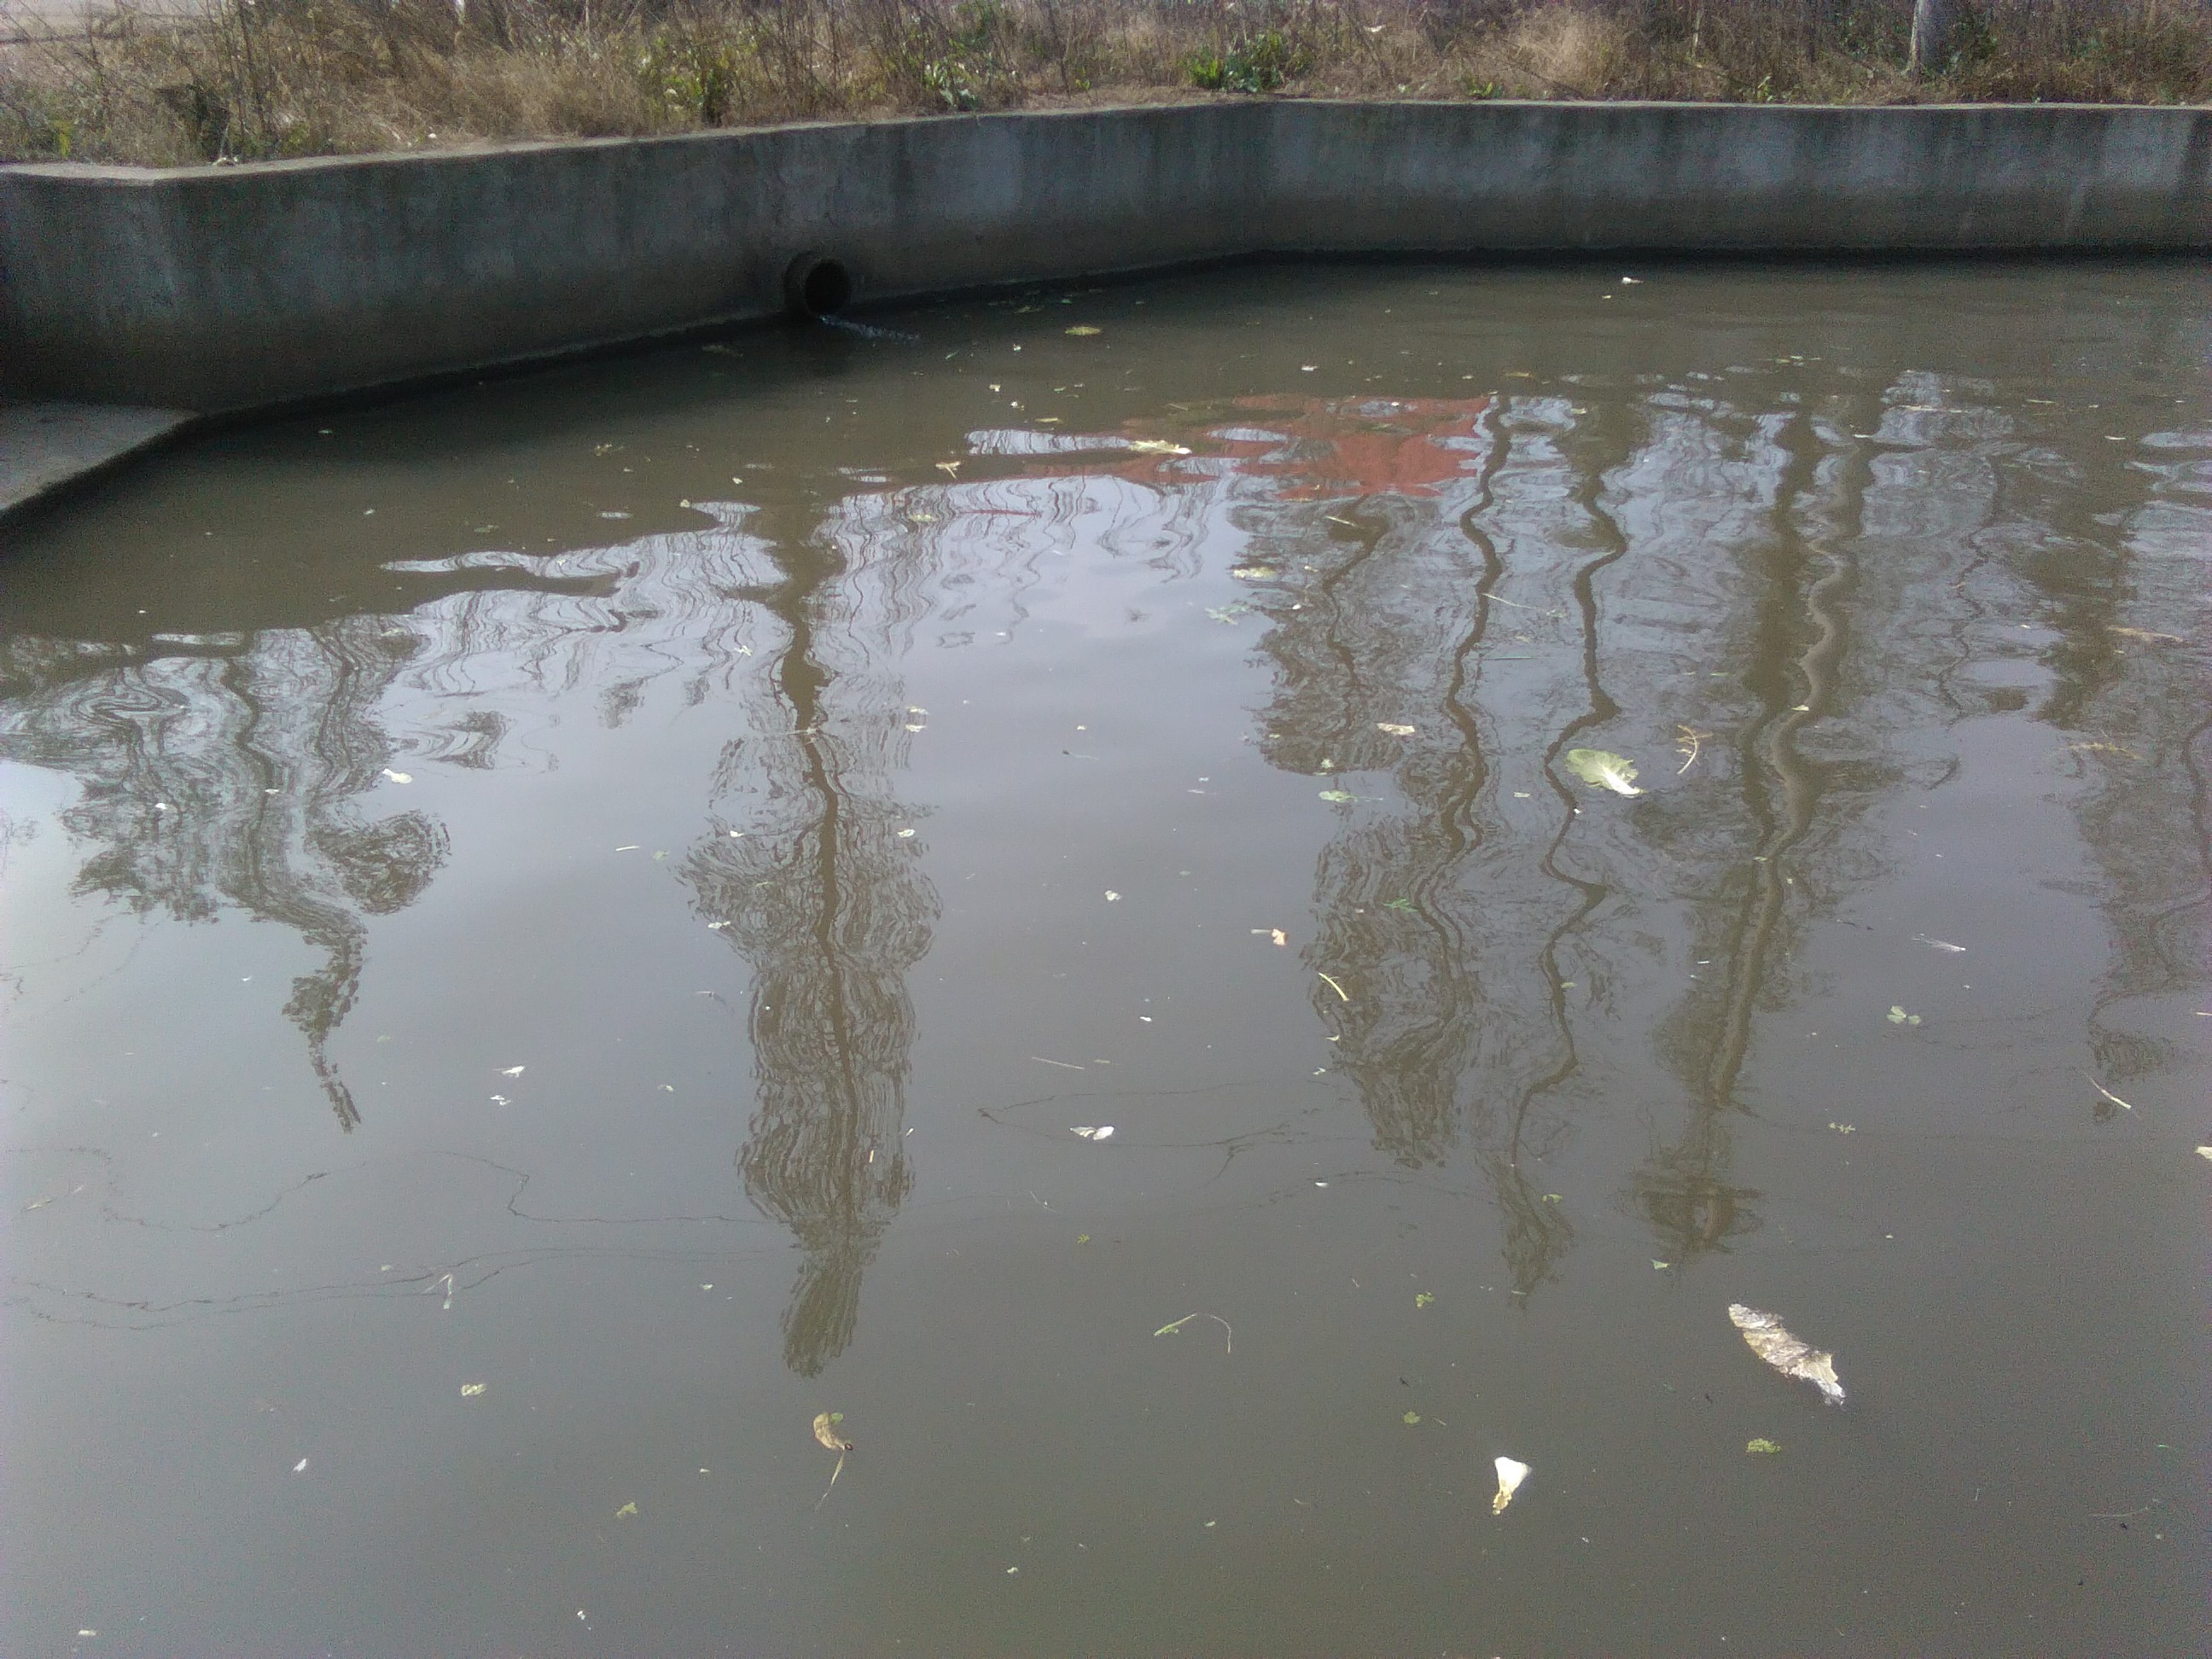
[3, 261, 2208, 1655]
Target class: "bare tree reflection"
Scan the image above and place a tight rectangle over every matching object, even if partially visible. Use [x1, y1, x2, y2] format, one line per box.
[1218, 395, 1604, 1295]
[0, 623, 445, 1129]
[682, 503, 939, 1377]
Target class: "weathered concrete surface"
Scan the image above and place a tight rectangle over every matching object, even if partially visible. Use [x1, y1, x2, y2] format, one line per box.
[0, 400, 193, 517]
[3, 100, 2209, 416]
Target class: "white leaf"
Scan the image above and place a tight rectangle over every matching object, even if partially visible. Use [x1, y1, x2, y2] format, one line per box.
[1492, 1456, 1531, 1514]
[1729, 1303, 1846, 1404]
[1564, 748, 1643, 795]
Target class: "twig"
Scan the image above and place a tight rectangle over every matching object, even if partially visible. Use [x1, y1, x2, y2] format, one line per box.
[2080, 1069, 2135, 1112]
[1676, 725, 1708, 775]
[1153, 1312, 1233, 1353]
[814, 1452, 845, 1511]
[2087, 1499, 2159, 1519]
[1317, 971, 1349, 1002]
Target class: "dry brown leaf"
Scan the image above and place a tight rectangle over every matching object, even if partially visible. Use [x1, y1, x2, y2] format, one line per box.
[812, 1412, 853, 1452]
[1728, 1304, 1846, 1404]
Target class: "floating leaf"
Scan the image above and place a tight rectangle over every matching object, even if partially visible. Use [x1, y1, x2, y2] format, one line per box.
[1729, 1303, 1846, 1404]
[1887, 1005, 1923, 1027]
[1231, 565, 1278, 580]
[812, 1413, 852, 1509]
[1745, 1438, 1784, 1455]
[1376, 723, 1417, 736]
[1065, 325, 1102, 336]
[1318, 789, 1356, 803]
[459, 1382, 486, 1397]
[614, 1501, 638, 1518]
[1270, 928, 1287, 947]
[1415, 1292, 1434, 1307]
[1126, 439, 1190, 456]
[499, 1066, 526, 1077]
[1403, 1411, 1422, 1425]
[1493, 1456, 1531, 1514]
[381, 769, 413, 784]
[1563, 748, 1643, 796]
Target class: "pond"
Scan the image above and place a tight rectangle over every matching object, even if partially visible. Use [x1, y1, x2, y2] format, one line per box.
[2, 259, 2206, 1656]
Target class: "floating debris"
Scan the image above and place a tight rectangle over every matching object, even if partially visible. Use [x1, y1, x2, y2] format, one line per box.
[2080, 1070, 2135, 1114]
[460, 1382, 486, 1397]
[1912, 934, 1967, 953]
[1729, 1303, 1846, 1404]
[1675, 725, 1708, 774]
[381, 769, 412, 784]
[1376, 723, 1417, 736]
[1071, 1125, 1115, 1140]
[614, 1501, 638, 1518]
[1564, 748, 1643, 796]
[1126, 439, 1190, 456]
[813, 1411, 851, 1508]
[1492, 1456, 1531, 1514]
[1318, 789, 1356, 803]
[1154, 1313, 1232, 1353]
[1746, 1438, 1784, 1455]
[1887, 1005, 1923, 1026]
[1065, 325, 1103, 336]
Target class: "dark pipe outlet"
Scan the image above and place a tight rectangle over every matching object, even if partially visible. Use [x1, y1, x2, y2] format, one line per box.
[784, 253, 853, 319]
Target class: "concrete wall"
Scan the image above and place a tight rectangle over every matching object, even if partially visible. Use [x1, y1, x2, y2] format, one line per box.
[4, 101, 2209, 413]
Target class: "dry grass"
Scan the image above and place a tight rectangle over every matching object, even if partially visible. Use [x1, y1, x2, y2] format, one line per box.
[3, 0, 2207, 167]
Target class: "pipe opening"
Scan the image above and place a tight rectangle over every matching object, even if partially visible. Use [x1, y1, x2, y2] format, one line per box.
[784, 253, 853, 319]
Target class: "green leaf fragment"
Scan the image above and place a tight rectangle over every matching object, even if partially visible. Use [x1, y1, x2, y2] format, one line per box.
[1746, 1439, 1784, 1455]
[1403, 1412, 1422, 1424]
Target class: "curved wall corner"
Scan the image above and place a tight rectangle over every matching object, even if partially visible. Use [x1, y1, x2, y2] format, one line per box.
[3, 100, 2209, 414]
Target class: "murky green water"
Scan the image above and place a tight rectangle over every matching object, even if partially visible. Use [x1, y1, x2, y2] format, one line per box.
[3, 261, 2208, 1656]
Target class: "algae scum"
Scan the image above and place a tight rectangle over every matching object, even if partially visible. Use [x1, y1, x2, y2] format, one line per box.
[3, 262, 2207, 1654]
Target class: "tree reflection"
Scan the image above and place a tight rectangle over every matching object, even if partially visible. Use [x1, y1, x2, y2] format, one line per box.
[681, 502, 939, 1377]
[0, 623, 445, 1130]
[1195, 394, 1610, 1294]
